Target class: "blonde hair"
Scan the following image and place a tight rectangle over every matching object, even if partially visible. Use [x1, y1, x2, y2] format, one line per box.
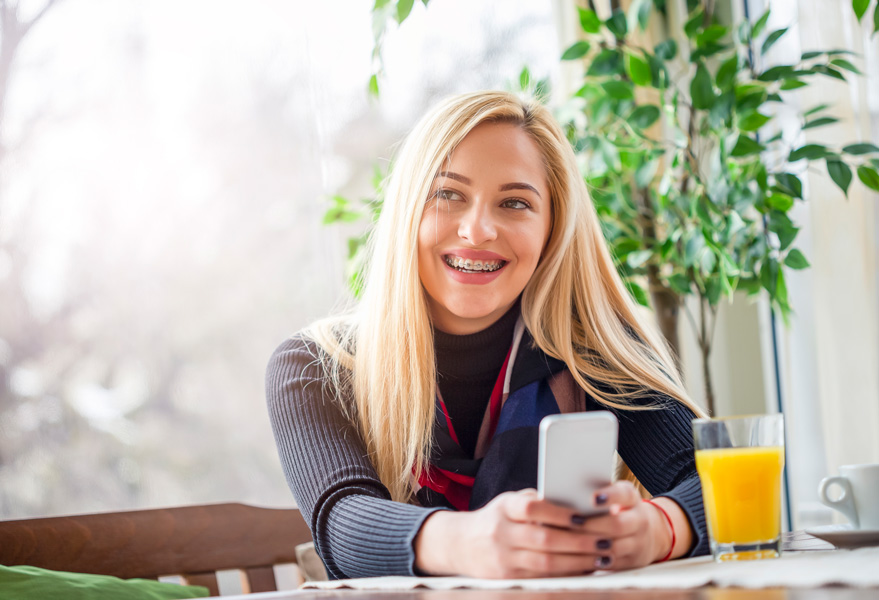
[308, 91, 704, 503]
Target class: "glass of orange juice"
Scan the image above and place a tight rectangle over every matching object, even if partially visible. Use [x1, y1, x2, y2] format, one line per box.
[692, 414, 785, 562]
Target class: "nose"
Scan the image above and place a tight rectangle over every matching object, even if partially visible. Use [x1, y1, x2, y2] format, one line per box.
[457, 202, 497, 246]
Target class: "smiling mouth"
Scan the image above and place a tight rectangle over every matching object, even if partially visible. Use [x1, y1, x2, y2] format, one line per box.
[443, 255, 507, 273]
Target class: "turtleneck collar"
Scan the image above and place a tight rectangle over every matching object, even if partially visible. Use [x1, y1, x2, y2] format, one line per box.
[433, 299, 521, 382]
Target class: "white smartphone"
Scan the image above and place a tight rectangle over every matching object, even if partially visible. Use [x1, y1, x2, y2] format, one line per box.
[538, 411, 619, 516]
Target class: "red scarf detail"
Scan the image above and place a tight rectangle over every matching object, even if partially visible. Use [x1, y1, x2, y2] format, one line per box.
[416, 346, 513, 511]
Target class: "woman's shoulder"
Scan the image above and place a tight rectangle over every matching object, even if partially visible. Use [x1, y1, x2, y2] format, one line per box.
[267, 331, 329, 385]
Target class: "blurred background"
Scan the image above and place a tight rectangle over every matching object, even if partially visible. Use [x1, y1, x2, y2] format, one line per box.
[0, 0, 877, 533]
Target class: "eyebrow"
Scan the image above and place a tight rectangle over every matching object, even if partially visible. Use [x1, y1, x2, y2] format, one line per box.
[436, 171, 542, 198]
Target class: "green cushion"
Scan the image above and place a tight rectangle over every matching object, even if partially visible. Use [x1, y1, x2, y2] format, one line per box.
[0, 565, 210, 600]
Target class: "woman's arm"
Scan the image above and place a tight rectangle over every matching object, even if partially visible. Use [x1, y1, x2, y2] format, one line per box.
[414, 489, 624, 578]
[602, 394, 709, 558]
[266, 336, 445, 579]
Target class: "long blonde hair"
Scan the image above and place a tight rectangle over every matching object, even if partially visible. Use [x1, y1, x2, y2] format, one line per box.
[308, 91, 704, 503]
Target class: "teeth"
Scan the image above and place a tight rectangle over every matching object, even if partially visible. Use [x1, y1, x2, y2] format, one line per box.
[444, 255, 504, 272]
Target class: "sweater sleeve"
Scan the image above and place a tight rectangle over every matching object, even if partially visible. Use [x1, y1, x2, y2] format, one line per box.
[265, 336, 445, 579]
[597, 396, 709, 557]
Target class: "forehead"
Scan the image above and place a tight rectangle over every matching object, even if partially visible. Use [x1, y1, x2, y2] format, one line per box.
[439, 122, 548, 187]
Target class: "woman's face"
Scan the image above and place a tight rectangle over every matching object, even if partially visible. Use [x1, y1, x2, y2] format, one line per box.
[418, 122, 552, 335]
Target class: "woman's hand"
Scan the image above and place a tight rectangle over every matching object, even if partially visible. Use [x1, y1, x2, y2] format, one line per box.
[415, 488, 613, 578]
[573, 481, 673, 571]
[414, 483, 693, 578]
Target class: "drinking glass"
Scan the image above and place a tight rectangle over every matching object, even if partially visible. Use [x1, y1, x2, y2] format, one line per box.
[692, 414, 785, 561]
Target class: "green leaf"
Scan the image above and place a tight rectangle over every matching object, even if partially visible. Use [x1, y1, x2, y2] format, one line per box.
[700, 247, 718, 274]
[368, 73, 380, 97]
[706, 275, 723, 305]
[519, 66, 531, 90]
[831, 58, 862, 74]
[853, 0, 870, 21]
[776, 269, 790, 317]
[874, 2, 879, 36]
[628, 105, 661, 129]
[774, 173, 803, 198]
[373, 0, 392, 9]
[827, 159, 853, 196]
[758, 65, 795, 81]
[857, 165, 879, 191]
[606, 9, 628, 38]
[738, 111, 771, 131]
[601, 80, 634, 100]
[766, 193, 794, 211]
[780, 79, 807, 90]
[654, 39, 678, 60]
[785, 248, 811, 270]
[708, 91, 734, 128]
[762, 28, 788, 54]
[578, 7, 601, 33]
[804, 103, 831, 117]
[562, 41, 591, 61]
[625, 280, 651, 307]
[736, 90, 767, 113]
[814, 65, 846, 81]
[635, 159, 660, 188]
[690, 62, 714, 110]
[730, 135, 765, 157]
[716, 56, 738, 89]
[690, 42, 729, 61]
[684, 232, 706, 266]
[668, 273, 691, 295]
[803, 116, 839, 129]
[769, 211, 799, 249]
[684, 9, 703, 38]
[761, 256, 779, 295]
[627, 249, 652, 268]
[843, 143, 879, 155]
[752, 9, 771, 38]
[587, 49, 623, 75]
[626, 52, 652, 86]
[395, 0, 414, 23]
[697, 25, 728, 47]
[789, 144, 831, 162]
[637, 0, 651, 30]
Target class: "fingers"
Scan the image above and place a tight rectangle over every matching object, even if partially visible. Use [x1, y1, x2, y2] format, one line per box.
[498, 488, 583, 529]
[507, 548, 600, 578]
[593, 480, 642, 510]
[510, 520, 610, 555]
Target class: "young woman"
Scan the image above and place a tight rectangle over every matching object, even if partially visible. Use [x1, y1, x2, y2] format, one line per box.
[267, 91, 708, 580]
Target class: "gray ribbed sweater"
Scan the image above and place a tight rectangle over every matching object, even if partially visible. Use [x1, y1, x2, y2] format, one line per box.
[266, 334, 708, 580]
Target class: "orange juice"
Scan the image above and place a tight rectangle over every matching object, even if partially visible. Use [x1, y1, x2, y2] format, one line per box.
[695, 446, 785, 544]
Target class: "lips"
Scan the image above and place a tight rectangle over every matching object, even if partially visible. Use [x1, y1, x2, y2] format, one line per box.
[439, 249, 508, 284]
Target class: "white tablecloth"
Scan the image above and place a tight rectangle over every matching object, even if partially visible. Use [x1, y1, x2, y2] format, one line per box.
[302, 546, 879, 591]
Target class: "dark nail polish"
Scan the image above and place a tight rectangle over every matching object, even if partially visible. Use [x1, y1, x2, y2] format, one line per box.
[571, 514, 586, 525]
[597, 539, 612, 550]
[595, 555, 612, 568]
[595, 493, 608, 506]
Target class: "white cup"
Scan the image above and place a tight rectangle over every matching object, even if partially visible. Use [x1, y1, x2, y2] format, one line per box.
[818, 463, 879, 530]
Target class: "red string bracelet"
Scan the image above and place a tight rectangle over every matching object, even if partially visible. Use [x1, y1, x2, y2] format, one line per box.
[643, 499, 675, 562]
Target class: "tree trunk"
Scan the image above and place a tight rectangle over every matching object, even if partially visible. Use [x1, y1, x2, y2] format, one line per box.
[647, 272, 681, 362]
[636, 189, 682, 366]
[699, 296, 717, 415]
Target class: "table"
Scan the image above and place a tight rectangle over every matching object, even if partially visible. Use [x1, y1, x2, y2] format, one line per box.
[206, 589, 878, 600]
[204, 537, 878, 600]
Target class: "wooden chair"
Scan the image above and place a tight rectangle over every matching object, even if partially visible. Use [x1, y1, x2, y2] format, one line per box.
[0, 503, 317, 596]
